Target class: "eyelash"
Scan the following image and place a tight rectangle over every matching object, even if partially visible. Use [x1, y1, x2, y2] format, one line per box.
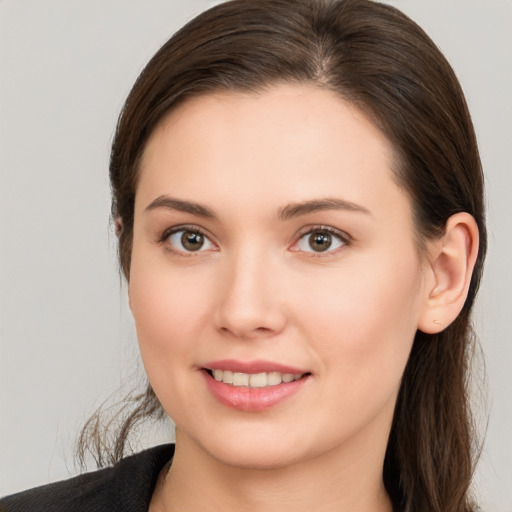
[159, 225, 217, 255]
[158, 224, 351, 256]
[292, 225, 350, 256]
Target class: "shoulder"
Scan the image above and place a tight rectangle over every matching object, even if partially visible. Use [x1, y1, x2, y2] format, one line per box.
[0, 444, 174, 512]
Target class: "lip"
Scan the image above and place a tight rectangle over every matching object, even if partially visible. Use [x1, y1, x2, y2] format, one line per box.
[203, 359, 307, 375]
[201, 359, 311, 412]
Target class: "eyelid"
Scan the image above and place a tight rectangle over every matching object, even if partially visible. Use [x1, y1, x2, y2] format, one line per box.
[159, 224, 218, 254]
[290, 225, 351, 254]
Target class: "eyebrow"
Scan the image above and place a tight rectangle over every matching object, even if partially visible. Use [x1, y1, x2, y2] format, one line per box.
[277, 198, 372, 221]
[145, 195, 215, 218]
[144, 195, 371, 220]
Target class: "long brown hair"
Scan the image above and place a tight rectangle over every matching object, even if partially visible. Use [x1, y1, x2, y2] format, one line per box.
[78, 1, 487, 510]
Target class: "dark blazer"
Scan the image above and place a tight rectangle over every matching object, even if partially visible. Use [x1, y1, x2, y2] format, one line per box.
[0, 444, 174, 512]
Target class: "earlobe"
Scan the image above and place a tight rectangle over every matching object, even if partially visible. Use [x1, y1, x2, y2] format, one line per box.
[418, 212, 479, 334]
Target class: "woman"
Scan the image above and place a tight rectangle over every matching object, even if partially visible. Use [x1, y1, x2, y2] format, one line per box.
[0, 0, 486, 511]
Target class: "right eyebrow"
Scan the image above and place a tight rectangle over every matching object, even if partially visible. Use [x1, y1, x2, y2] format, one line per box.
[144, 195, 216, 218]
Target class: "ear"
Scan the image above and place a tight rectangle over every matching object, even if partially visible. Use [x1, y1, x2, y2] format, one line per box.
[418, 212, 479, 334]
[114, 216, 132, 309]
[114, 216, 124, 238]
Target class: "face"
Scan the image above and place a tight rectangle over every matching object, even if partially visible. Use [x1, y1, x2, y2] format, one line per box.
[129, 84, 430, 470]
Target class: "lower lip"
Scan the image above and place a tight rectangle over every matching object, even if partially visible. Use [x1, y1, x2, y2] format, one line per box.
[202, 371, 309, 412]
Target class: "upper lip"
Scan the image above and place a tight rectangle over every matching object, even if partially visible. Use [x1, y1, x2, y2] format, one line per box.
[203, 359, 308, 375]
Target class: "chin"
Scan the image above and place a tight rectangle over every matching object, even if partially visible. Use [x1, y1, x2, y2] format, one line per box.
[209, 441, 303, 470]
[177, 422, 309, 470]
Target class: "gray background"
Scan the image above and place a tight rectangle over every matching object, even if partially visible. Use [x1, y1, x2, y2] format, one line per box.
[1, 1, 511, 509]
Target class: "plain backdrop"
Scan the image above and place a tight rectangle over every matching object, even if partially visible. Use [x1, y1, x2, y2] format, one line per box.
[1, 0, 511, 509]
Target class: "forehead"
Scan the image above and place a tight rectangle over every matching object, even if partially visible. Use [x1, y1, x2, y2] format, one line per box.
[137, 83, 409, 223]
[144, 84, 393, 164]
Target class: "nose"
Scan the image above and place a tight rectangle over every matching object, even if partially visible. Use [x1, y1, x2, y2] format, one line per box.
[214, 250, 287, 340]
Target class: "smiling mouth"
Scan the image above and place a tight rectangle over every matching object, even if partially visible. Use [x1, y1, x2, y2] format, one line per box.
[204, 369, 309, 388]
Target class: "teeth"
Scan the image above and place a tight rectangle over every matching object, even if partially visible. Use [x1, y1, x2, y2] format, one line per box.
[267, 372, 282, 385]
[210, 370, 304, 388]
[249, 372, 267, 388]
[233, 372, 249, 386]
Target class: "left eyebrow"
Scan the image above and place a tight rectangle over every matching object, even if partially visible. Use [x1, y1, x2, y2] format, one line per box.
[277, 198, 372, 221]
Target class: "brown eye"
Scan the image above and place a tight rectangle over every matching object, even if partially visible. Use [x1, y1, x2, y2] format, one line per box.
[295, 228, 346, 254]
[167, 229, 215, 253]
[308, 232, 332, 252]
[181, 231, 204, 251]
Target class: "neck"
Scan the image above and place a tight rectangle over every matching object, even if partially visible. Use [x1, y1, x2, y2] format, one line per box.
[152, 430, 393, 512]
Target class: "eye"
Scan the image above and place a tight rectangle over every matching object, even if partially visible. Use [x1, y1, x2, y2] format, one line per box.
[166, 228, 216, 253]
[294, 228, 347, 254]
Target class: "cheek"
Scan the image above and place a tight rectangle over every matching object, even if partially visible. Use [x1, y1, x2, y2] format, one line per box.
[128, 256, 212, 369]
[128, 260, 220, 425]
[292, 251, 423, 383]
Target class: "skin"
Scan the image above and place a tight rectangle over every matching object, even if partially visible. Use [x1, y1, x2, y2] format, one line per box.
[127, 84, 460, 511]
